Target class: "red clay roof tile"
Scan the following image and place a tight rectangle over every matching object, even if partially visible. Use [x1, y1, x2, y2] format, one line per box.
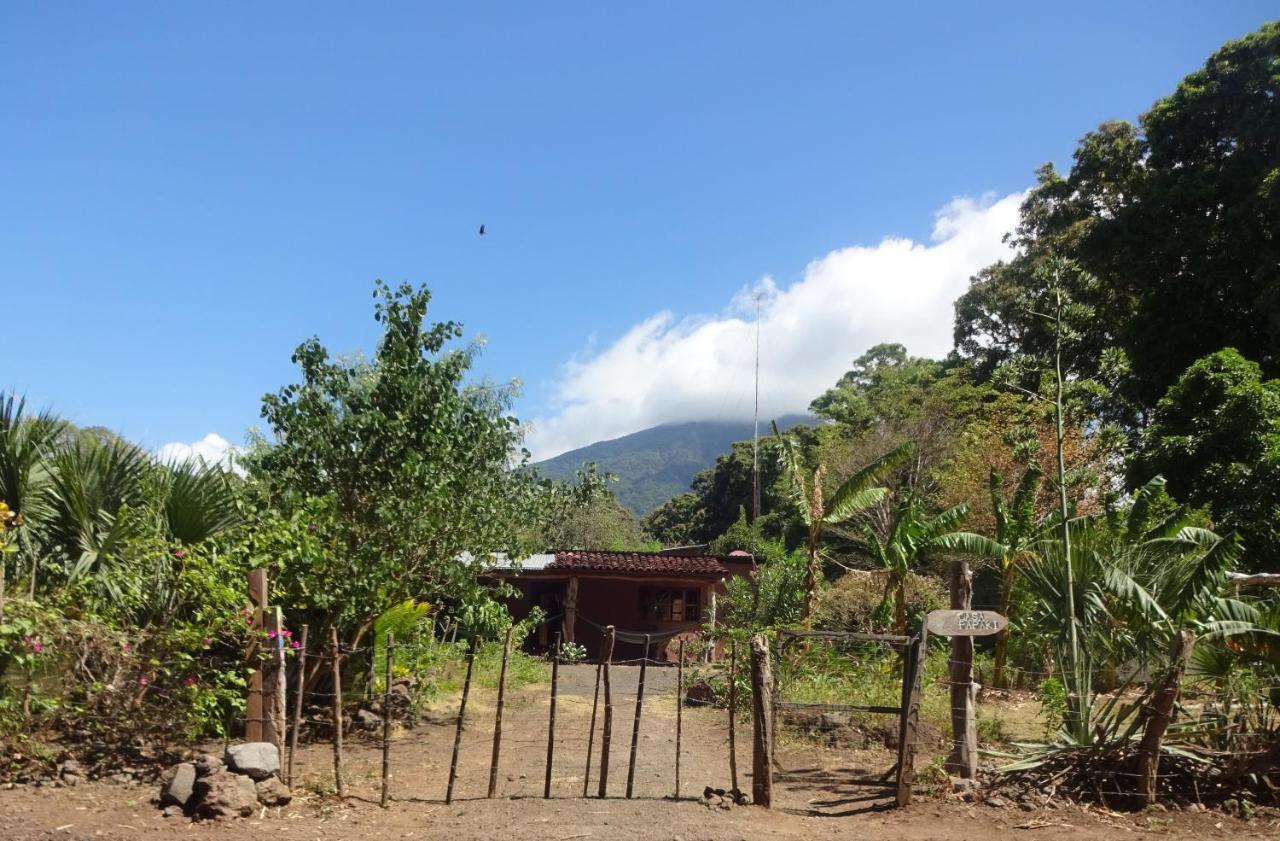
[549, 551, 728, 576]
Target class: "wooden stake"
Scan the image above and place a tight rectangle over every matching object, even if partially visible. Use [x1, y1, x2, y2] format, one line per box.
[487, 624, 513, 798]
[582, 656, 603, 797]
[445, 636, 478, 805]
[728, 639, 739, 795]
[946, 560, 977, 779]
[749, 633, 773, 808]
[597, 625, 616, 798]
[380, 631, 395, 808]
[675, 638, 684, 800]
[625, 634, 650, 799]
[287, 624, 308, 787]
[329, 626, 346, 799]
[896, 628, 927, 807]
[544, 633, 561, 799]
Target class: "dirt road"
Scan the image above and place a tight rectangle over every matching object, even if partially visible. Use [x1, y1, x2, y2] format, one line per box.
[0, 665, 1264, 840]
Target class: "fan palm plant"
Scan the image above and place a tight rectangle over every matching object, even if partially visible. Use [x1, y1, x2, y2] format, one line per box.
[774, 423, 908, 618]
[862, 497, 1006, 635]
[159, 459, 242, 545]
[43, 437, 151, 591]
[0, 394, 67, 596]
[1020, 477, 1250, 744]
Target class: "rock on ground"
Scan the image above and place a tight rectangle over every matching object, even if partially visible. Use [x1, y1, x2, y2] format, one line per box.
[160, 762, 197, 809]
[192, 770, 259, 820]
[255, 776, 292, 806]
[224, 742, 280, 781]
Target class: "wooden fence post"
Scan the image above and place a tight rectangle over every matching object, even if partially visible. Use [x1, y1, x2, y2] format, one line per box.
[896, 628, 928, 807]
[487, 625, 513, 798]
[946, 560, 977, 779]
[675, 638, 684, 800]
[245, 570, 268, 742]
[597, 626, 616, 798]
[728, 639, 739, 795]
[544, 633, 561, 799]
[287, 624, 308, 787]
[582, 656, 603, 797]
[625, 634, 650, 799]
[263, 607, 287, 757]
[1137, 629, 1195, 805]
[749, 634, 773, 808]
[445, 636, 478, 805]
[329, 626, 346, 799]
[380, 631, 395, 808]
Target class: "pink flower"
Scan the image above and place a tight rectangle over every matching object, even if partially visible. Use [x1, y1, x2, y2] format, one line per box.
[183, 676, 198, 687]
[282, 630, 293, 638]
[266, 630, 277, 639]
[139, 676, 149, 686]
[122, 643, 133, 653]
[290, 641, 301, 650]
[31, 642, 42, 654]
[201, 638, 213, 648]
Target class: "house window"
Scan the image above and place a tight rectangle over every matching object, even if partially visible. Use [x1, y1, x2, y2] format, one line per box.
[638, 587, 701, 622]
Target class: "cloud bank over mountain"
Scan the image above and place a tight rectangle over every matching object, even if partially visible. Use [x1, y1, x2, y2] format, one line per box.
[526, 191, 1023, 460]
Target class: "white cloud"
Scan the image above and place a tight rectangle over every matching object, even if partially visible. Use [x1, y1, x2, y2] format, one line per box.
[157, 433, 242, 473]
[526, 192, 1024, 460]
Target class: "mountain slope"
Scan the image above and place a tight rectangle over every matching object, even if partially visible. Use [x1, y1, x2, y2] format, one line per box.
[533, 415, 813, 515]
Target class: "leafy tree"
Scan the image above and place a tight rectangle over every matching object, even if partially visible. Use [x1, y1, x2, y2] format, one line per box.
[1132, 349, 1280, 568]
[775, 425, 907, 618]
[533, 468, 655, 551]
[955, 23, 1280, 419]
[642, 492, 705, 546]
[809, 343, 943, 431]
[250, 280, 540, 650]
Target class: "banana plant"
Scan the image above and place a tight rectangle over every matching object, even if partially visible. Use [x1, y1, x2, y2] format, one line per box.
[774, 422, 908, 619]
[989, 464, 1052, 688]
[861, 496, 1006, 635]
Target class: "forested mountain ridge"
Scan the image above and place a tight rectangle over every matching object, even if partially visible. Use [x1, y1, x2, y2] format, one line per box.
[532, 415, 813, 514]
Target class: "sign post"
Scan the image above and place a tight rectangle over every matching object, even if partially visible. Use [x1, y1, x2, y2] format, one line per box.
[927, 576, 1008, 783]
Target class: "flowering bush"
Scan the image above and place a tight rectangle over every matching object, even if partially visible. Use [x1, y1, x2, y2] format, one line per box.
[558, 641, 587, 664]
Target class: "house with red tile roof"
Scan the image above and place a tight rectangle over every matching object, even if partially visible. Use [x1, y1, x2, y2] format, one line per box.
[485, 549, 755, 662]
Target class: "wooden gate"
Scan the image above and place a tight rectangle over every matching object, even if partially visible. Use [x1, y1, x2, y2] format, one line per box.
[772, 629, 927, 807]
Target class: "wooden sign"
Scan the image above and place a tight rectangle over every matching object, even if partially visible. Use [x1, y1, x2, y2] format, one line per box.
[926, 609, 1007, 637]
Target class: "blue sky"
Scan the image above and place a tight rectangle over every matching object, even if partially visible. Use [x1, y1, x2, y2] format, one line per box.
[3, 3, 1274, 460]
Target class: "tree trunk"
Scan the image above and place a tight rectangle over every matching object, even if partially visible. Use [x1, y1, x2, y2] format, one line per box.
[803, 537, 819, 619]
[992, 562, 1014, 689]
[1136, 629, 1194, 806]
[894, 574, 907, 637]
[946, 561, 977, 779]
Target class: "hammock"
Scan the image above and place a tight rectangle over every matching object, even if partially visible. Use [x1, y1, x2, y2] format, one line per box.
[576, 613, 688, 647]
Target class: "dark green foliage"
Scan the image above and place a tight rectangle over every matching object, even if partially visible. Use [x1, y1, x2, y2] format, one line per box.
[955, 22, 1280, 420]
[1133, 349, 1280, 568]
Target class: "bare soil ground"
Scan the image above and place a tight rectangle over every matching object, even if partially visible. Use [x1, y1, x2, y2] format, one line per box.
[0, 666, 1270, 841]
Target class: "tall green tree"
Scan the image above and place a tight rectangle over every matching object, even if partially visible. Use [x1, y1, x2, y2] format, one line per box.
[1132, 349, 1280, 568]
[955, 22, 1280, 420]
[251, 280, 539, 649]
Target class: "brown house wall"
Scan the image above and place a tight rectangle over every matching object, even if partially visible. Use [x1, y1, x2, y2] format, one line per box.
[503, 574, 725, 662]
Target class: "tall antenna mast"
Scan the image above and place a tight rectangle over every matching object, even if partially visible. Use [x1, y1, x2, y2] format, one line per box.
[752, 293, 761, 522]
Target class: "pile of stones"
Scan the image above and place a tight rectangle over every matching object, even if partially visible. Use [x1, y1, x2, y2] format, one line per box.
[157, 742, 292, 820]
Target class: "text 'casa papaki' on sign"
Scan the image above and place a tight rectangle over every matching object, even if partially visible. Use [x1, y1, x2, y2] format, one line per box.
[925, 610, 1008, 637]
